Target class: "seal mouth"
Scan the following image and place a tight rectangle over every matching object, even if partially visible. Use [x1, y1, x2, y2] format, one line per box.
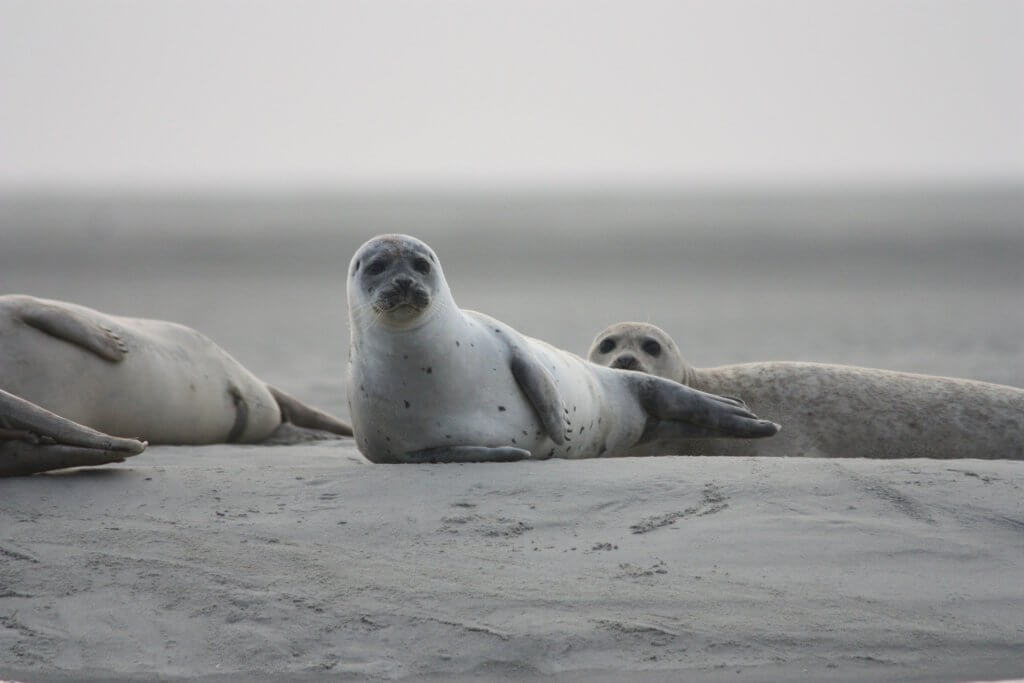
[611, 354, 645, 372]
[373, 283, 431, 316]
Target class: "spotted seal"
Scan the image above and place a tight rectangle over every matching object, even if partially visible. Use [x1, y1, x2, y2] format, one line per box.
[345, 235, 779, 463]
[588, 321, 1024, 459]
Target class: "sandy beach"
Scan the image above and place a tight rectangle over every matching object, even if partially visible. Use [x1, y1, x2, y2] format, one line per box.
[2, 447, 1022, 682]
[1, 190, 1023, 681]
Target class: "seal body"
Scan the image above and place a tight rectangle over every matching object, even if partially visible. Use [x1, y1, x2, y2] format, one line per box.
[588, 322, 1024, 459]
[346, 235, 778, 463]
[0, 295, 351, 444]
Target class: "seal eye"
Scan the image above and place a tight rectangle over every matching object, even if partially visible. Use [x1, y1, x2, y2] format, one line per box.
[366, 260, 387, 276]
[598, 338, 615, 354]
[642, 340, 662, 357]
[413, 257, 431, 274]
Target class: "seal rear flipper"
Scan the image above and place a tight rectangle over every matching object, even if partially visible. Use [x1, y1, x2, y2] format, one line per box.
[400, 446, 531, 463]
[267, 385, 354, 436]
[1, 388, 146, 476]
[18, 301, 128, 362]
[1, 388, 147, 454]
[637, 375, 780, 439]
[0, 442, 144, 477]
[510, 347, 566, 445]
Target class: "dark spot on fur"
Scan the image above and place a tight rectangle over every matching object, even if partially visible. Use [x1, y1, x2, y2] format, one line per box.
[445, 434, 451, 439]
[522, 430, 528, 435]
[511, 437, 517, 443]
[404, 400, 410, 408]
[456, 340, 460, 347]
[547, 449, 555, 458]
[427, 367, 432, 374]
[403, 354, 408, 360]
[494, 328, 501, 333]
[498, 406, 506, 412]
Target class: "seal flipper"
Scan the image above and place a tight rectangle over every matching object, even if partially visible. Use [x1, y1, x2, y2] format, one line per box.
[400, 446, 530, 463]
[636, 375, 780, 439]
[509, 347, 566, 445]
[267, 385, 354, 436]
[18, 301, 128, 362]
[1, 388, 146, 477]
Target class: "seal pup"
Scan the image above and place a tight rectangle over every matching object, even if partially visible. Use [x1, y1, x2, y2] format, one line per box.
[1, 388, 146, 476]
[588, 322, 1024, 459]
[0, 295, 352, 444]
[345, 235, 779, 463]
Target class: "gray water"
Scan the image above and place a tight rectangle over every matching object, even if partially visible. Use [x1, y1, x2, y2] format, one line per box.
[1, 187, 1022, 420]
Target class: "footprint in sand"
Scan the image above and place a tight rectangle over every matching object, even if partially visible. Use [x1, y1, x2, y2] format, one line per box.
[629, 483, 729, 534]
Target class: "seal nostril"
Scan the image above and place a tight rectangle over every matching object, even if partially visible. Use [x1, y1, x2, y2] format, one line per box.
[612, 355, 639, 370]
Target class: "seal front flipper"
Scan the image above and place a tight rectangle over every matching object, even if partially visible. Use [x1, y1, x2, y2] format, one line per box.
[400, 446, 531, 463]
[509, 346, 567, 445]
[18, 300, 128, 362]
[637, 375, 780, 439]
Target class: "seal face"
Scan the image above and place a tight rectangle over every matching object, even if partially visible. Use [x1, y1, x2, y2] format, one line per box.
[346, 235, 779, 464]
[588, 321, 1024, 460]
[589, 322, 689, 382]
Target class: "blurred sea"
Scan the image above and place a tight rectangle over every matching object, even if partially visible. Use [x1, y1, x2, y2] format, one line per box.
[1, 187, 1022, 421]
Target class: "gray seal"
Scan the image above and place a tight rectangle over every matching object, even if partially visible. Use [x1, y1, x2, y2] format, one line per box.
[0, 295, 352, 445]
[588, 321, 1024, 459]
[345, 235, 779, 463]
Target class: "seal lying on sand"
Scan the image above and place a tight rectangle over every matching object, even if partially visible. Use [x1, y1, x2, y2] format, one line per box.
[0, 295, 352, 444]
[1, 388, 146, 476]
[345, 235, 779, 463]
[588, 321, 1024, 459]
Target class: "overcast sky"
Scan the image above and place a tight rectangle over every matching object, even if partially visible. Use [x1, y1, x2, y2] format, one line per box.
[1, 0, 1021, 190]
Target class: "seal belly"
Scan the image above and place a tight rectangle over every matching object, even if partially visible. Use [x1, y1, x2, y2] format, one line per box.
[348, 325, 546, 461]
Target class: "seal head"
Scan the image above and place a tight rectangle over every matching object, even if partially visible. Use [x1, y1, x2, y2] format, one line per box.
[349, 235, 449, 330]
[588, 322, 694, 384]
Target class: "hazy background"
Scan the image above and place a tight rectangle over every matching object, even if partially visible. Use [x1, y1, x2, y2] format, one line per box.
[1, 1, 1022, 418]
[1, 0, 1022, 189]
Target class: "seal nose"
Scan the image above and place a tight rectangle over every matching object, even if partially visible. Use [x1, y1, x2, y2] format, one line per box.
[394, 275, 414, 292]
[612, 354, 640, 370]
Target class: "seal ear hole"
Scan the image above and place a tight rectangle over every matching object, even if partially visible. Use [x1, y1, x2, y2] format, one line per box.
[413, 257, 431, 274]
[642, 340, 662, 357]
[598, 338, 615, 354]
[353, 259, 360, 273]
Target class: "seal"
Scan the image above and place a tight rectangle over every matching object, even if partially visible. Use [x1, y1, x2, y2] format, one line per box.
[588, 321, 1024, 459]
[1, 387, 146, 476]
[0, 295, 353, 444]
[345, 235, 779, 463]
